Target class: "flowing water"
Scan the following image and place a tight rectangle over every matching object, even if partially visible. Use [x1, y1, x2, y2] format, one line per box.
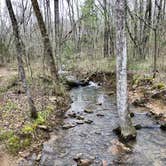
[40, 85, 166, 166]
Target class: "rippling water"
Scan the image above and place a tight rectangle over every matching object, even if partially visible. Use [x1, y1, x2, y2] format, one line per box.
[40, 86, 166, 166]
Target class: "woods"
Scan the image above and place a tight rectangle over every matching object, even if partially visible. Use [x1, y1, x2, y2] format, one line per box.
[0, 0, 166, 165]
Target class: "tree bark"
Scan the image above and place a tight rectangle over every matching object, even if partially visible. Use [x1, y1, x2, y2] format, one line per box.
[103, 0, 109, 57]
[6, 0, 38, 119]
[54, 0, 60, 69]
[31, 0, 58, 79]
[115, 0, 136, 140]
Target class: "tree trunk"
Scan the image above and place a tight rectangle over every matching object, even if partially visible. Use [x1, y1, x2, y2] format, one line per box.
[103, 0, 109, 57]
[31, 0, 58, 79]
[6, 0, 38, 119]
[115, 0, 136, 140]
[54, 0, 60, 69]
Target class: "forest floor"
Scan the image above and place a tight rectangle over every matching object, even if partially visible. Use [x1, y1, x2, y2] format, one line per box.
[0, 66, 70, 165]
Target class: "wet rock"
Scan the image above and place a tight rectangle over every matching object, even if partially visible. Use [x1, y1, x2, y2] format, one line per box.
[109, 139, 131, 155]
[113, 126, 121, 135]
[77, 159, 94, 166]
[36, 153, 42, 161]
[84, 109, 94, 114]
[160, 123, 166, 130]
[62, 123, 76, 129]
[84, 120, 93, 124]
[67, 112, 77, 118]
[130, 112, 135, 118]
[134, 124, 142, 130]
[37, 125, 50, 131]
[97, 102, 102, 105]
[73, 153, 94, 166]
[96, 113, 104, 117]
[95, 131, 102, 135]
[76, 115, 85, 120]
[76, 120, 85, 125]
[65, 76, 89, 88]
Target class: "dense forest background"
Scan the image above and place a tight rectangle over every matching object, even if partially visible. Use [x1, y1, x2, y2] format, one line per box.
[0, 0, 165, 73]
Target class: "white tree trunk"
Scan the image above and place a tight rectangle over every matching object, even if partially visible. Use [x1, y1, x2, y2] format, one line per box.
[115, 0, 136, 139]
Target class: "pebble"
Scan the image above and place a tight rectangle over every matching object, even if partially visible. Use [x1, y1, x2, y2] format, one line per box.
[96, 113, 104, 117]
[84, 120, 93, 124]
[84, 109, 94, 114]
[62, 123, 76, 129]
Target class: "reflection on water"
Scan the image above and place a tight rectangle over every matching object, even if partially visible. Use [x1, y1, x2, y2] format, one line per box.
[40, 86, 166, 166]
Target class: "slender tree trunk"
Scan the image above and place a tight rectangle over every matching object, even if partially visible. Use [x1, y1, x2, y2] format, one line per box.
[6, 0, 38, 119]
[115, 0, 136, 140]
[54, 0, 60, 69]
[31, 0, 58, 79]
[103, 0, 109, 57]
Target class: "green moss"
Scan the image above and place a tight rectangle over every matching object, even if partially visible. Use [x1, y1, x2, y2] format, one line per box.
[132, 75, 141, 85]
[35, 114, 45, 125]
[21, 123, 36, 134]
[7, 135, 20, 154]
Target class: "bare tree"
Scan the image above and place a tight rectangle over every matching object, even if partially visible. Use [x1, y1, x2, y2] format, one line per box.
[115, 0, 136, 140]
[6, 0, 38, 119]
[31, 0, 58, 79]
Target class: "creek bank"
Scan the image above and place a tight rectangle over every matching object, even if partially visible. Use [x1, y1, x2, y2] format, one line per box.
[0, 67, 71, 165]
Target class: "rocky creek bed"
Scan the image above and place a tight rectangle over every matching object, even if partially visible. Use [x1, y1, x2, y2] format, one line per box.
[36, 85, 166, 166]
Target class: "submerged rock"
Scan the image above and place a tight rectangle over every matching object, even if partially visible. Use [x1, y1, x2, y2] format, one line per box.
[73, 153, 94, 166]
[84, 120, 93, 124]
[84, 109, 94, 114]
[76, 115, 85, 120]
[109, 139, 131, 155]
[96, 113, 104, 117]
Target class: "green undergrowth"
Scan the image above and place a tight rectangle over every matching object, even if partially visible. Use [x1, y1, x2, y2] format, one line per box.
[152, 83, 165, 90]
[0, 105, 54, 154]
[132, 74, 154, 87]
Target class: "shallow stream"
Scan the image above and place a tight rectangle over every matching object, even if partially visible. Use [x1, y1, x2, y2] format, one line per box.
[40, 85, 166, 166]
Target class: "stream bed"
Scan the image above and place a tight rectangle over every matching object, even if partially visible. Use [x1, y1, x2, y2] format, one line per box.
[40, 86, 166, 166]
